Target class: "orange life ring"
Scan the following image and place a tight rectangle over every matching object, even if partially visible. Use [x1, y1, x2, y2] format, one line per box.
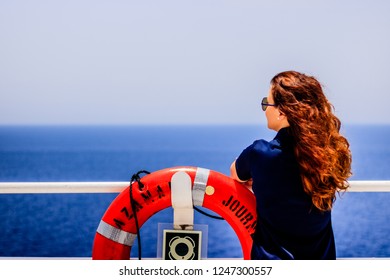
[92, 166, 257, 259]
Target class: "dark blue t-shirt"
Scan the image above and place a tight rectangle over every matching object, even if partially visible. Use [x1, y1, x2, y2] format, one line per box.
[235, 127, 336, 260]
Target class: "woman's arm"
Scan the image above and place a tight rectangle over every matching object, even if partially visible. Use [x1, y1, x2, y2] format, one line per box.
[230, 160, 253, 189]
[230, 160, 244, 182]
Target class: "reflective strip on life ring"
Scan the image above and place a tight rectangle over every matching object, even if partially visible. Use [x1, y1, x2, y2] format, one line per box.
[92, 166, 257, 260]
[96, 220, 137, 247]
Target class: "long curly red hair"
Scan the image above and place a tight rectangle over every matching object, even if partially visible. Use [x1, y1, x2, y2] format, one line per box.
[270, 71, 352, 211]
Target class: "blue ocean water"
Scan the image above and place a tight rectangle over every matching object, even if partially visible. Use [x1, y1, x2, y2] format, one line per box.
[0, 125, 389, 258]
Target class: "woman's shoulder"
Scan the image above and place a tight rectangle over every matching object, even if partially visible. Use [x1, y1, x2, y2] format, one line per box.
[250, 138, 280, 154]
[250, 128, 294, 154]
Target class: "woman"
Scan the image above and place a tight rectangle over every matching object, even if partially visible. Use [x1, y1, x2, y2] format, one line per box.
[230, 71, 352, 259]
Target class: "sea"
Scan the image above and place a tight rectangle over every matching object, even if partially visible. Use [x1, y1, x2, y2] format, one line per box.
[0, 125, 389, 259]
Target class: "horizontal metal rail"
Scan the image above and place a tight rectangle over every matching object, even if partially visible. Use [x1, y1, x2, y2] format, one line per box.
[0, 182, 129, 194]
[0, 181, 389, 194]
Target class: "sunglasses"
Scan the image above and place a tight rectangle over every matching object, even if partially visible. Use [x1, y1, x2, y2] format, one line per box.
[261, 97, 276, 111]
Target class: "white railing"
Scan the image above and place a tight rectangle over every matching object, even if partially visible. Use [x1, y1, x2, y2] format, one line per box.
[0, 180, 389, 194]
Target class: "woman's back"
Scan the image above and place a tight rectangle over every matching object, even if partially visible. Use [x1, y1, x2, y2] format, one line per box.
[236, 127, 336, 259]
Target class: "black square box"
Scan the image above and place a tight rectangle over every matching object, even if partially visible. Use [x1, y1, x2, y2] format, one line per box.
[162, 229, 202, 260]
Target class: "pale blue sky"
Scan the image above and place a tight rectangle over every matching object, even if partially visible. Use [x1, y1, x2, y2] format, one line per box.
[1, 0, 389, 125]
